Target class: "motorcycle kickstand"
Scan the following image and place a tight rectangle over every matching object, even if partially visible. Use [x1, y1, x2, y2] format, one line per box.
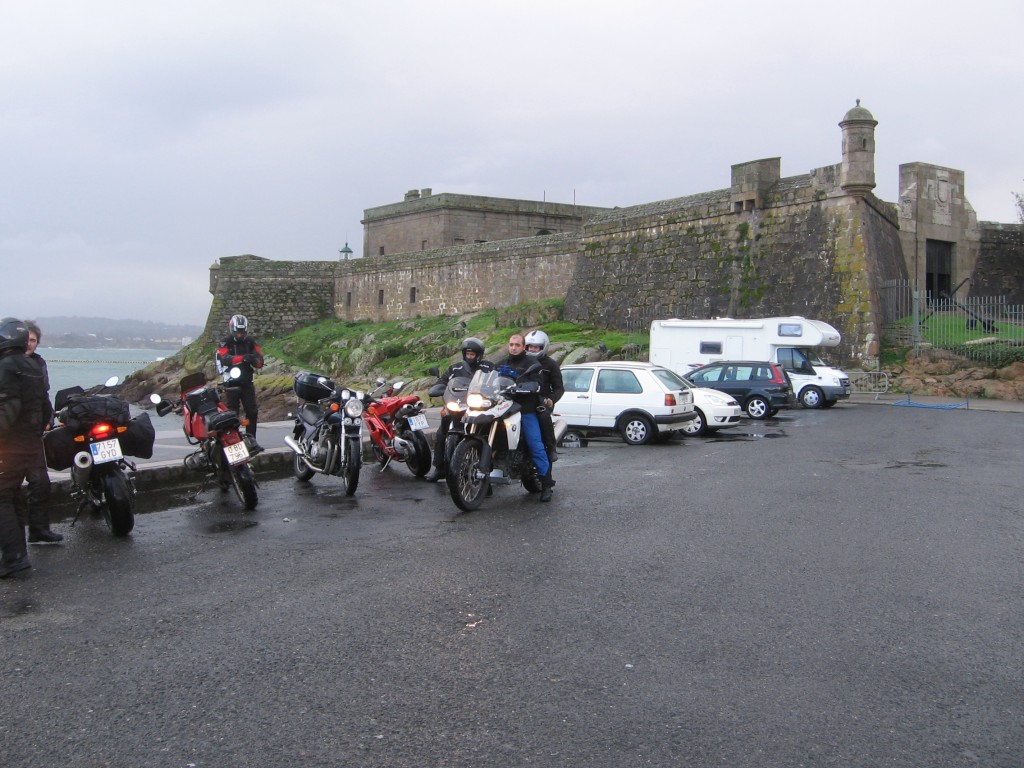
[378, 454, 393, 472]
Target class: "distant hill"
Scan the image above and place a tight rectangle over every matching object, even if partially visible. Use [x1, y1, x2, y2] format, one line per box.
[34, 316, 204, 349]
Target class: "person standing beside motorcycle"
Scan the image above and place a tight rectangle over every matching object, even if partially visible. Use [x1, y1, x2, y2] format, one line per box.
[0, 318, 50, 577]
[216, 314, 265, 453]
[424, 337, 494, 483]
[19, 320, 62, 543]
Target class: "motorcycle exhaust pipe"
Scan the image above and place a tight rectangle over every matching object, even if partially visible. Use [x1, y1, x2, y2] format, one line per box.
[284, 436, 325, 474]
[392, 436, 412, 456]
[72, 451, 93, 484]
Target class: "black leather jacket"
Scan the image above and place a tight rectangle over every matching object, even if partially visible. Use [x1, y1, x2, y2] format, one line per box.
[0, 349, 50, 448]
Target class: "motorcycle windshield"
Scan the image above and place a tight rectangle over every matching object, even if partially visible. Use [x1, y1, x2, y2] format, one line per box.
[443, 375, 472, 408]
[466, 369, 516, 407]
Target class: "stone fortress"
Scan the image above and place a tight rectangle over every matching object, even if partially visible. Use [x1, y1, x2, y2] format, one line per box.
[204, 103, 1023, 367]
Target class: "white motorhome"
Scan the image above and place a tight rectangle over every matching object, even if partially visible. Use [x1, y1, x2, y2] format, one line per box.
[649, 316, 852, 408]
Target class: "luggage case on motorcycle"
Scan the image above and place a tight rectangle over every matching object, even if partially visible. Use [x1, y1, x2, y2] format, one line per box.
[42, 426, 78, 471]
[294, 371, 335, 402]
[185, 386, 221, 416]
[120, 411, 156, 459]
[57, 393, 131, 431]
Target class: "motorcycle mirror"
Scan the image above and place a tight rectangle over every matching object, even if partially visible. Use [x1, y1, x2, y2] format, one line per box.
[103, 375, 120, 387]
[149, 393, 162, 405]
[428, 366, 440, 377]
[393, 381, 405, 391]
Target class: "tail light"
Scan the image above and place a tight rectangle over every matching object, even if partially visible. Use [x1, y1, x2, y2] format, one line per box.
[664, 394, 677, 406]
[769, 365, 787, 385]
[89, 423, 114, 439]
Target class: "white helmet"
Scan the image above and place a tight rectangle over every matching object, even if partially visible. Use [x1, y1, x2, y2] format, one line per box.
[524, 330, 549, 357]
[229, 314, 249, 334]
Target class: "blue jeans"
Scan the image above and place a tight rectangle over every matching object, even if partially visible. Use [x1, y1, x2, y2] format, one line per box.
[520, 412, 550, 477]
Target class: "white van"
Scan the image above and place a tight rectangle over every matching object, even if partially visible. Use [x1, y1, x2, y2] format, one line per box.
[649, 316, 851, 408]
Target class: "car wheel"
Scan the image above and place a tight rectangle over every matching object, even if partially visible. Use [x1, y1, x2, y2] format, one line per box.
[681, 407, 707, 436]
[620, 414, 655, 445]
[745, 396, 770, 420]
[820, 399, 838, 408]
[799, 386, 824, 409]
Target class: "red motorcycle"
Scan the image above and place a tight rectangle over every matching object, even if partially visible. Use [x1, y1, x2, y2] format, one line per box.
[361, 378, 431, 476]
[150, 370, 259, 509]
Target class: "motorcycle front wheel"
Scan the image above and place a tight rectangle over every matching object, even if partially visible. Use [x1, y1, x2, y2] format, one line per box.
[231, 463, 259, 510]
[342, 437, 361, 496]
[407, 431, 432, 477]
[100, 469, 135, 537]
[447, 439, 489, 512]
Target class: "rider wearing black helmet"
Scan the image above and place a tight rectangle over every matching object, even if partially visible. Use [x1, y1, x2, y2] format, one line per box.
[520, 329, 564, 502]
[424, 337, 494, 483]
[0, 318, 50, 577]
[216, 314, 265, 453]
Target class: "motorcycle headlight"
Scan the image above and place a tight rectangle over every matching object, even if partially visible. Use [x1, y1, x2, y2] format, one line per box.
[446, 400, 465, 412]
[467, 393, 491, 409]
[344, 398, 364, 418]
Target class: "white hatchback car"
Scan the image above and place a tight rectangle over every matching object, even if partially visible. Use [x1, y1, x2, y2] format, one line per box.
[556, 361, 697, 445]
[680, 383, 743, 436]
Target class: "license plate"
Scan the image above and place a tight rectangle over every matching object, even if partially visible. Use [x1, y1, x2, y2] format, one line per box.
[408, 413, 429, 431]
[90, 438, 123, 464]
[223, 441, 250, 465]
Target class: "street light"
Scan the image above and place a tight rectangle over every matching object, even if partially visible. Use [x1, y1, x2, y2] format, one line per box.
[339, 242, 353, 261]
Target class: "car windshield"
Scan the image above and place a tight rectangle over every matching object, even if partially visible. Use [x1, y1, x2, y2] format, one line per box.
[651, 367, 692, 390]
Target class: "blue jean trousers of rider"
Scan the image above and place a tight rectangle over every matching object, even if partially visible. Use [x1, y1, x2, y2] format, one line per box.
[521, 412, 550, 477]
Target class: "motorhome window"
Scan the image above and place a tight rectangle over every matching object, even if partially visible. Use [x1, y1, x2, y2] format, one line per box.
[699, 341, 723, 355]
[596, 370, 642, 394]
[562, 369, 594, 393]
[778, 323, 803, 337]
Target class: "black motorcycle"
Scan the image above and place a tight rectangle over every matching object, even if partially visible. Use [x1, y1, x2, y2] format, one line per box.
[44, 376, 156, 536]
[284, 371, 364, 495]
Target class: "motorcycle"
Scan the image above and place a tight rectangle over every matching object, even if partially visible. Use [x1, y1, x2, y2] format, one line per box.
[43, 376, 156, 536]
[150, 369, 259, 510]
[446, 365, 565, 512]
[426, 371, 473, 474]
[361, 378, 432, 476]
[284, 371, 364, 495]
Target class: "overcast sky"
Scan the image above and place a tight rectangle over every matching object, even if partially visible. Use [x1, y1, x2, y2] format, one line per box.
[2, 1, 1021, 327]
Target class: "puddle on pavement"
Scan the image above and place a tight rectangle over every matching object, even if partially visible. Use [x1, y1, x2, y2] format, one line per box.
[885, 460, 948, 470]
[206, 520, 259, 533]
[705, 431, 787, 442]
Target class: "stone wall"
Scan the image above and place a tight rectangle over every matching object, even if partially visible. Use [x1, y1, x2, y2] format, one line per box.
[564, 175, 906, 366]
[204, 255, 336, 341]
[972, 222, 1024, 302]
[335, 234, 580, 323]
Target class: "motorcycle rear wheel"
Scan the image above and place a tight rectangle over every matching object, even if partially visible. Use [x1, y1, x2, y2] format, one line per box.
[342, 437, 361, 496]
[372, 441, 390, 469]
[100, 470, 135, 537]
[231, 463, 259, 510]
[406, 431, 431, 477]
[447, 440, 489, 512]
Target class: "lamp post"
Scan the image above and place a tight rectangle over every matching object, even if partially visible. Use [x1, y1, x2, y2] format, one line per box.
[339, 242, 353, 261]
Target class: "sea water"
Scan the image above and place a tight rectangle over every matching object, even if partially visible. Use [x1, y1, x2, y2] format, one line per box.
[38, 347, 169, 398]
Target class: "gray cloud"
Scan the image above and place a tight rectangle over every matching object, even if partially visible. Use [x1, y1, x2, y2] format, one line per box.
[2, 0, 1020, 324]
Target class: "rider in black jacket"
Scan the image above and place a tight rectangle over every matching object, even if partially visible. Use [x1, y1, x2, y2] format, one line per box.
[424, 337, 493, 482]
[215, 314, 265, 452]
[0, 318, 50, 577]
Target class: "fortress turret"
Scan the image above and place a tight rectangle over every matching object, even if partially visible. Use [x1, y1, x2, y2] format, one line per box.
[839, 100, 877, 196]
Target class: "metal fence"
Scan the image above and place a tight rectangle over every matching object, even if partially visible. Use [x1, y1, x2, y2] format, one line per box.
[880, 280, 1024, 361]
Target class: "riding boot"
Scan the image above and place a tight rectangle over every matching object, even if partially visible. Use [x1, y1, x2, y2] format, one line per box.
[424, 464, 446, 483]
[539, 472, 554, 503]
[28, 527, 63, 544]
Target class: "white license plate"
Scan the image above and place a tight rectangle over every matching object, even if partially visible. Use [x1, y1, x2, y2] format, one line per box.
[223, 441, 250, 465]
[408, 413, 429, 431]
[90, 438, 123, 464]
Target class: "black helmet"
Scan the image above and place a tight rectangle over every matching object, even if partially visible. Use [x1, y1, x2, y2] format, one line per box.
[461, 337, 485, 367]
[229, 314, 249, 334]
[0, 317, 29, 353]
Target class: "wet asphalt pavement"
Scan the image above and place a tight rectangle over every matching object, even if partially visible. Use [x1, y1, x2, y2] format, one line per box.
[1, 403, 1022, 767]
